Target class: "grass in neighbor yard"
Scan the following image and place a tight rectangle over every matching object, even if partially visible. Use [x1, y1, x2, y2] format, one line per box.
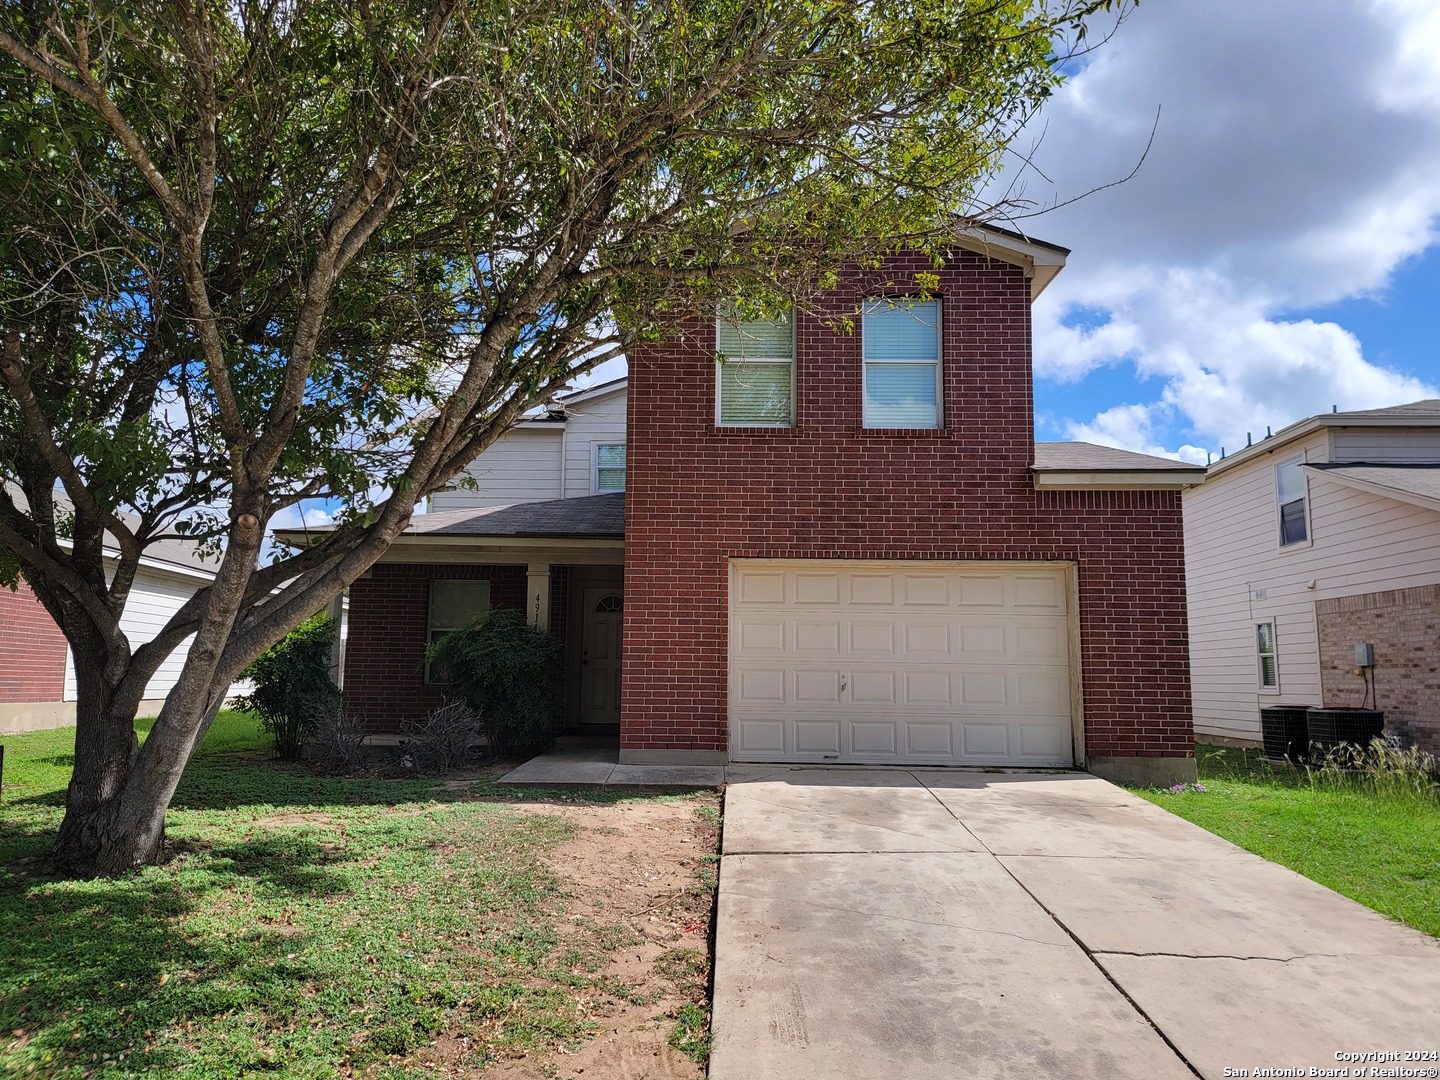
[0, 711, 719, 1078]
[1136, 742, 1440, 938]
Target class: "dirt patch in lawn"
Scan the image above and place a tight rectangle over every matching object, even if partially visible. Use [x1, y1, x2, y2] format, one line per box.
[426, 796, 719, 1079]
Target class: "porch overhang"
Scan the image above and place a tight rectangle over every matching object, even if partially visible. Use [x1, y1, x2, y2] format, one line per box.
[274, 491, 625, 567]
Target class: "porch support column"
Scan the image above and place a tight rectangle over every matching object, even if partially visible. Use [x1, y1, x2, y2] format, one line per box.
[527, 563, 552, 631]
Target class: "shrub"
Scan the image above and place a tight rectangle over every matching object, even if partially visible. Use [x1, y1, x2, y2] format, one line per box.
[403, 699, 485, 772]
[426, 607, 562, 759]
[236, 614, 340, 759]
[308, 698, 369, 772]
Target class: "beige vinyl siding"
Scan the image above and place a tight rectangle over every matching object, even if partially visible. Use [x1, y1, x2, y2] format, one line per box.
[1329, 427, 1440, 462]
[1185, 430, 1440, 741]
[430, 426, 565, 510]
[431, 387, 630, 510]
[562, 390, 628, 496]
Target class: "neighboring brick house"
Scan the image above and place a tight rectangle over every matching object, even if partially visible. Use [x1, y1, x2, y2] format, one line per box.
[318, 227, 1206, 785]
[1184, 400, 1440, 755]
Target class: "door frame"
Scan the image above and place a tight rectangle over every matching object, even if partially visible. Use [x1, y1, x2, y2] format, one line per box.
[564, 565, 624, 729]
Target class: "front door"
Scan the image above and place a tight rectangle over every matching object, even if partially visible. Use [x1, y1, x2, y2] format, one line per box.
[579, 586, 624, 726]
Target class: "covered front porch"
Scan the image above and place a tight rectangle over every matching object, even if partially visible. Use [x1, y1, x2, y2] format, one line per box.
[336, 494, 627, 734]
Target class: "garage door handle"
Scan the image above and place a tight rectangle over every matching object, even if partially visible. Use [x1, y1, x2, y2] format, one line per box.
[840, 675, 847, 693]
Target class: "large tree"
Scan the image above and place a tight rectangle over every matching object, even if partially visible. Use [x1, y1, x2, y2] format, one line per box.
[0, 0, 1120, 875]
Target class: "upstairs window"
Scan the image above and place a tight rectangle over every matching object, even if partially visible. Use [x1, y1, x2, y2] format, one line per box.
[716, 311, 794, 426]
[863, 298, 941, 429]
[1276, 458, 1308, 545]
[1256, 621, 1279, 691]
[425, 579, 490, 683]
[595, 444, 626, 492]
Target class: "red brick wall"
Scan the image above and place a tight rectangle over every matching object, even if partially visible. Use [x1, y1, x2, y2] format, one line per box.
[0, 577, 69, 704]
[622, 250, 1193, 761]
[344, 563, 530, 731]
[1316, 584, 1440, 755]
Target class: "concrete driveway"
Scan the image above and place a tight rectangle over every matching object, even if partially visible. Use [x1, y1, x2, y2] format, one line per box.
[710, 768, 1440, 1080]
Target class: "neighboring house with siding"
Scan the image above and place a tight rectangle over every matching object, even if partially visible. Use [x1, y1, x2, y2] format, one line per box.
[0, 515, 227, 733]
[290, 227, 1209, 785]
[1183, 400, 1440, 754]
[429, 378, 628, 510]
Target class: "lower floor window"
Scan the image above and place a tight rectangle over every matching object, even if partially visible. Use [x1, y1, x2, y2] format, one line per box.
[426, 579, 491, 682]
[1256, 621, 1278, 690]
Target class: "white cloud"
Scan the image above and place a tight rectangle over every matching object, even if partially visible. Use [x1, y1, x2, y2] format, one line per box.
[1002, 0, 1440, 455]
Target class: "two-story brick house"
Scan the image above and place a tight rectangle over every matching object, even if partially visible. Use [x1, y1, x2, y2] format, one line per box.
[322, 227, 1205, 784]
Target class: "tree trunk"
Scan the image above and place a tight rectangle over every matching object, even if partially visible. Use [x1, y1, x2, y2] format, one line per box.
[52, 681, 225, 876]
[51, 635, 143, 872]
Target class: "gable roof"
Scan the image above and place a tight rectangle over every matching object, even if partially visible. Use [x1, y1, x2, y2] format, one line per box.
[1206, 399, 1440, 478]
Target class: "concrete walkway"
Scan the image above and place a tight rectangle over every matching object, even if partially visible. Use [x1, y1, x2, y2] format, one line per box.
[712, 767, 1440, 1079]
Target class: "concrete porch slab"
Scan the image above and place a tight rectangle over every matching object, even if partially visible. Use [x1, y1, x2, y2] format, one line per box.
[494, 738, 724, 790]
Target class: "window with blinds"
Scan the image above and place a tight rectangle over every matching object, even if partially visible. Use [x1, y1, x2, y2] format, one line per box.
[425, 579, 491, 683]
[595, 443, 625, 492]
[862, 299, 941, 429]
[716, 311, 794, 426]
[1276, 458, 1308, 546]
[1256, 621, 1278, 691]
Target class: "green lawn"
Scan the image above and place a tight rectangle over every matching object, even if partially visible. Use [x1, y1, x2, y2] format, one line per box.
[0, 713, 717, 1078]
[1136, 743, 1440, 938]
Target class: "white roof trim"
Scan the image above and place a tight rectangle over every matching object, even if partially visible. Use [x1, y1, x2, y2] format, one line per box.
[952, 225, 1068, 301]
[1207, 411, 1440, 478]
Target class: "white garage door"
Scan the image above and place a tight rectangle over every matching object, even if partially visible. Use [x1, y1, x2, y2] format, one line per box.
[729, 560, 1075, 766]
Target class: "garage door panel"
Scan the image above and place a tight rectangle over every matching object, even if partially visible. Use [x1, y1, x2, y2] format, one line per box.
[795, 670, 843, 702]
[905, 722, 955, 756]
[961, 724, 1010, 757]
[730, 561, 1074, 766]
[904, 671, 953, 705]
[736, 569, 787, 604]
[902, 621, 951, 655]
[737, 668, 787, 703]
[738, 618, 786, 653]
[736, 719, 786, 754]
[794, 619, 840, 654]
[902, 573, 950, 606]
[848, 573, 895, 605]
[850, 720, 898, 754]
[1013, 573, 1067, 610]
[795, 720, 842, 753]
[956, 575, 1005, 607]
[959, 671, 1008, 705]
[849, 670, 897, 704]
[794, 572, 841, 605]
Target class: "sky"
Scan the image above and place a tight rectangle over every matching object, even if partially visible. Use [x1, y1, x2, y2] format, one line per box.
[1012, 0, 1440, 462]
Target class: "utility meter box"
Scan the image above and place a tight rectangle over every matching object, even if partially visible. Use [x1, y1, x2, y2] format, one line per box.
[1354, 642, 1375, 667]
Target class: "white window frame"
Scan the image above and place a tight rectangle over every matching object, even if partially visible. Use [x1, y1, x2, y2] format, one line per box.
[862, 297, 943, 430]
[425, 579, 491, 684]
[1275, 457, 1310, 548]
[715, 311, 796, 428]
[593, 443, 626, 493]
[1256, 620, 1279, 693]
